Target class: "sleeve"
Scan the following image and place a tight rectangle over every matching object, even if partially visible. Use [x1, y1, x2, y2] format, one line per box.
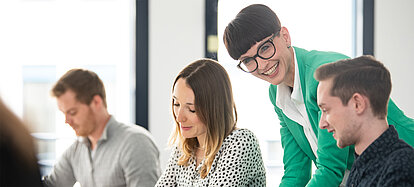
[306, 122, 353, 186]
[269, 85, 312, 187]
[122, 133, 161, 187]
[42, 144, 77, 187]
[209, 130, 266, 186]
[277, 107, 313, 187]
[155, 146, 180, 187]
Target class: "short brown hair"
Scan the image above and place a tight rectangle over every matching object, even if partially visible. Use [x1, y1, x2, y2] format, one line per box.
[314, 55, 391, 119]
[170, 58, 237, 178]
[51, 69, 107, 108]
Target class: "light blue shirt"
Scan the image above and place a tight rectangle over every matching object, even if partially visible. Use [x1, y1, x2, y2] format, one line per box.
[43, 116, 161, 187]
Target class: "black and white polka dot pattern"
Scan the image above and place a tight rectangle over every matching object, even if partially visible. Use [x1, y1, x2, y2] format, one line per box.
[156, 128, 266, 186]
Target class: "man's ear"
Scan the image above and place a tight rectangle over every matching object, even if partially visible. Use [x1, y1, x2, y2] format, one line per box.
[90, 95, 103, 110]
[350, 93, 367, 115]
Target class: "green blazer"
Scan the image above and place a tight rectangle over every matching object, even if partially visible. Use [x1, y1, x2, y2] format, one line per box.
[269, 47, 414, 187]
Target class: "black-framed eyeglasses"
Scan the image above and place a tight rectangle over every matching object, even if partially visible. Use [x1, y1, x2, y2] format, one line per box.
[237, 31, 279, 73]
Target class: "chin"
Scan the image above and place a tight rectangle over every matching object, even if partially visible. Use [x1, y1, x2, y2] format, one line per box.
[268, 76, 285, 86]
[270, 81, 281, 86]
[337, 141, 350, 149]
[181, 134, 194, 139]
[75, 130, 87, 137]
[75, 133, 84, 137]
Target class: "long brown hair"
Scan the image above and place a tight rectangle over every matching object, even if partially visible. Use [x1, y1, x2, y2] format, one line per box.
[170, 58, 237, 178]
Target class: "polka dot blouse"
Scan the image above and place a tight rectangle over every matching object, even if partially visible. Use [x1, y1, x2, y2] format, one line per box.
[155, 128, 266, 186]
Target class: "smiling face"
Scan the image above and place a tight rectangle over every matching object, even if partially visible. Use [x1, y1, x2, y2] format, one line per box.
[317, 78, 362, 148]
[239, 27, 294, 86]
[57, 89, 97, 137]
[172, 78, 207, 142]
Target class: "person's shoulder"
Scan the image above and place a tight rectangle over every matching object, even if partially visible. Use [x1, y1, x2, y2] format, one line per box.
[381, 145, 414, 184]
[225, 128, 259, 146]
[116, 121, 154, 139]
[391, 143, 414, 159]
[386, 144, 414, 169]
[307, 49, 349, 62]
[229, 128, 256, 137]
[296, 47, 349, 68]
[114, 121, 158, 149]
[295, 47, 350, 92]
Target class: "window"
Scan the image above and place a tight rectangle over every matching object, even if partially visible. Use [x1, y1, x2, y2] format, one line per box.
[0, 0, 136, 178]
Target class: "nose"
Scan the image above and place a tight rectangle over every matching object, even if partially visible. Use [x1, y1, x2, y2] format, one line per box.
[256, 58, 270, 70]
[319, 113, 328, 130]
[175, 108, 186, 123]
[65, 115, 72, 125]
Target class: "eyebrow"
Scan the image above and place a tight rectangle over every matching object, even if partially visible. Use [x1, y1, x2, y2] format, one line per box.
[172, 96, 194, 105]
[318, 103, 326, 108]
[240, 54, 253, 61]
[64, 107, 76, 114]
[240, 35, 274, 61]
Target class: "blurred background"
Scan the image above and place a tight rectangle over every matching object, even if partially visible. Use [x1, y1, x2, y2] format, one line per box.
[0, 0, 413, 186]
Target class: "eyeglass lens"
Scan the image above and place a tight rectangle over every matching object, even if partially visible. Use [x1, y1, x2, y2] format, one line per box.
[239, 40, 275, 72]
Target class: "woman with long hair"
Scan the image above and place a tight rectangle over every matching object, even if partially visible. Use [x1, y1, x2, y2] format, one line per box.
[156, 58, 266, 186]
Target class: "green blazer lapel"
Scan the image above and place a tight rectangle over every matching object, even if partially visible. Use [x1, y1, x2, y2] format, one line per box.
[269, 81, 316, 161]
[294, 47, 321, 138]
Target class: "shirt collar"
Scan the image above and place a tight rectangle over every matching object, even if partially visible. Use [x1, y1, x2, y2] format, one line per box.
[77, 115, 115, 144]
[291, 48, 303, 103]
[99, 115, 116, 141]
[353, 125, 399, 165]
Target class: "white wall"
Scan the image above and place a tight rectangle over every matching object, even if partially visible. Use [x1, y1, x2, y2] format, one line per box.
[148, 0, 205, 170]
[375, 0, 414, 117]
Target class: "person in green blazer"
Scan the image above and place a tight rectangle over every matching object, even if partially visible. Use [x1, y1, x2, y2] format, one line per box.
[222, 4, 414, 187]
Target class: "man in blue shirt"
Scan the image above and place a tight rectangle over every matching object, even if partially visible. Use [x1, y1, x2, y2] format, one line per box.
[43, 68, 161, 187]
